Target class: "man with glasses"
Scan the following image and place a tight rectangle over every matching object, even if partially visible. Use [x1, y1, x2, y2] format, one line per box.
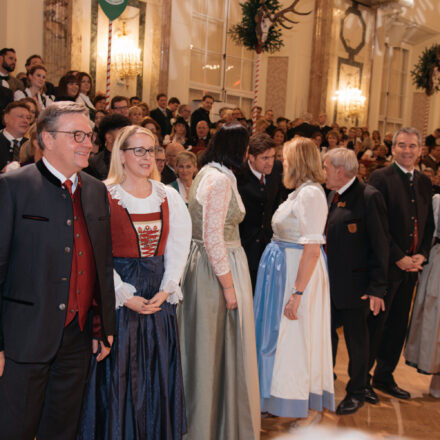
[0, 101, 116, 439]
[110, 95, 130, 118]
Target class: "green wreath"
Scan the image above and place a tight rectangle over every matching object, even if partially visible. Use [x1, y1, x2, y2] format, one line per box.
[411, 44, 440, 96]
[229, 0, 284, 54]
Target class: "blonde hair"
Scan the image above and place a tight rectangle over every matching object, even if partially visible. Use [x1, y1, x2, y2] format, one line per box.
[106, 125, 161, 185]
[176, 150, 197, 168]
[283, 137, 325, 189]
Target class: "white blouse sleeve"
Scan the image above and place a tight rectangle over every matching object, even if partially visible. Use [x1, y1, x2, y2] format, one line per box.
[196, 170, 232, 276]
[296, 185, 328, 245]
[113, 269, 137, 309]
[14, 90, 25, 101]
[160, 185, 192, 304]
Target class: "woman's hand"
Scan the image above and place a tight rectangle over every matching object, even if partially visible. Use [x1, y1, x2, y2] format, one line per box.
[148, 291, 169, 308]
[284, 294, 301, 320]
[124, 296, 161, 314]
[223, 286, 238, 310]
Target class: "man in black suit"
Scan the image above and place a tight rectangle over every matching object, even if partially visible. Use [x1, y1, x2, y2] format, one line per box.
[237, 133, 283, 289]
[150, 93, 173, 136]
[190, 94, 213, 137]
[0, 84, 13, 127]
[421, 144, 440, 172]
[0, 101, 116, 439]
[0, 101, 30, 171]
[324, 148, 389, 415]
[161, 142, 184, 184]
[368, 127, 435, 400]
[85, 113, 130, 180]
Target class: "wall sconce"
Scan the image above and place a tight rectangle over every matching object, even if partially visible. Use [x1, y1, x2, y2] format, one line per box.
[112, 22, 142, 80]
[332, 86, 366, 121]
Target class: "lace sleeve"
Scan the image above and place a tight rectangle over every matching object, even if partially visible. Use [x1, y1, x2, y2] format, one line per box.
[113, 269, 137, 309]
[197, 170, 232, 276]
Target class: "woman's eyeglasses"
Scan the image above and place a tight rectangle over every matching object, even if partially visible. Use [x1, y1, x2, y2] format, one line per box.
[122, 147, 155, 157]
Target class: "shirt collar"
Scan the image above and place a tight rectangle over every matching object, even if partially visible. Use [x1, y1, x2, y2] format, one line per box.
[248, 160, 263, 181]
[42, 157, 78, 193]
[394, 161, 414, 177]
[3, 129, 23, 142]
[337, 176, 356, 195]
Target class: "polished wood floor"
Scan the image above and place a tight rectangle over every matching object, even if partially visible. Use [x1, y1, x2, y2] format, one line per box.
[261, 329, 440, 439]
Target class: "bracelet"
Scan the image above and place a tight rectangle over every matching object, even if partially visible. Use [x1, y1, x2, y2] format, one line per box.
[291, 288, 303, 296]
[223, 286, 234, 290]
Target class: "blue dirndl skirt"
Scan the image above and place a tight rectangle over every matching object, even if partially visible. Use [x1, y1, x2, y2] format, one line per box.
[77, 255, 186, 440]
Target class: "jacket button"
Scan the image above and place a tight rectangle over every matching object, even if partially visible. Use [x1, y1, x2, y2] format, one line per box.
[62, 194, 67, 199]
[61, 277, 67, 281]
[78, 251, 83, 256]
[66, 219, 72, 226]
[59, 303, 66, 311]
[65, 247, 71, 253]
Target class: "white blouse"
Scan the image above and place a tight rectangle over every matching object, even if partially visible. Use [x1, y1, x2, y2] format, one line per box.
[14, 88, 53, 109]
[272, 181, 328, 245]
[109, 180, 192, 307]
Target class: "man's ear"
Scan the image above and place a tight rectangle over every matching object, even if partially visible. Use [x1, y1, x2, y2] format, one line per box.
[41, 131, 54, 151]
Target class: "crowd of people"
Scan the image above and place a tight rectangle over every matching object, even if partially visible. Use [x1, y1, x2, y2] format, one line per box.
[0, 46, 440, 440]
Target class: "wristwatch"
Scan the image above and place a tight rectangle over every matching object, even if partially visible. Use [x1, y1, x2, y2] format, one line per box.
[291, 288, 303, 296]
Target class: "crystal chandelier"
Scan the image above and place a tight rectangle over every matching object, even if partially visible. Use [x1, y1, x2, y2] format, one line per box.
[332, 87, 366, 121]
[111, 22, 142, 79]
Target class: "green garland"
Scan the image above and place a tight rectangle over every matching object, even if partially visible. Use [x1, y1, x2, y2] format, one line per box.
[411, 44, 440, 96]
[229, 0, 284, 54]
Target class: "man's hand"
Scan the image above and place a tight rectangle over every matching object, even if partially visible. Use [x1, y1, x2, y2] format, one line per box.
[411, 254, 426, 271]
[361, 295, 385, 316]
[0, 351, 4, 377]
[396, 256, 416, 271]
[92, 335, 114, 362]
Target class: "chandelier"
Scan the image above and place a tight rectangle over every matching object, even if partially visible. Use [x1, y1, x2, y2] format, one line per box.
[111, 22, 142, 79]
[332, 87, 366, 120]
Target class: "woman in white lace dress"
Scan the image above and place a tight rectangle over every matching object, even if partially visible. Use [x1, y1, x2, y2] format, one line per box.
[178, 122, 260, 439]
[78, 126, 191, 440]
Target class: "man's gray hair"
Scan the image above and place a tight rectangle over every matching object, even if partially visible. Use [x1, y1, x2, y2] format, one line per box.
[37, 101, 89, 150]
[323, 147, 359, 178]
[392, 126, 422, 147]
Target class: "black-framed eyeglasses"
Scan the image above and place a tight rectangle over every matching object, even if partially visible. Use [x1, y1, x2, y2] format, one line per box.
[48, 130, 94, 143]
[122, 147, 155, 157]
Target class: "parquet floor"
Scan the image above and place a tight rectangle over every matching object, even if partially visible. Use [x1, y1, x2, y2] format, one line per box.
[261, 329, 440, 439]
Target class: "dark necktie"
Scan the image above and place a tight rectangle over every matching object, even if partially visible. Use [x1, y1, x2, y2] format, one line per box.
[12, 139, 20, 161]
[259, 174, 265, 185]
[406, 172, 413, 182]
[325, 192, 340, 253]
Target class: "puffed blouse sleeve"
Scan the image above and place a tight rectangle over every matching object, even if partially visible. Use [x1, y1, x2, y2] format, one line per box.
[296, 184, 328, 245]
[160, 185, 192, 304]
[196, 170, 232, 276]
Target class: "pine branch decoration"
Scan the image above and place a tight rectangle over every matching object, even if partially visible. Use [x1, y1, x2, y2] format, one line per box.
[411, 44, 440, 96]
[229, 0, 284, 54]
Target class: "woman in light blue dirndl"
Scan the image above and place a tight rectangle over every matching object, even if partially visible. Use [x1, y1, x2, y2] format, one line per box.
[254, 137, 335, 421]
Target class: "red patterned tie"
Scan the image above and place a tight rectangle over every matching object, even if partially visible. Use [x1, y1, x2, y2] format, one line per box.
[260, 175, 264, 185]
[63, 179, 73, 198]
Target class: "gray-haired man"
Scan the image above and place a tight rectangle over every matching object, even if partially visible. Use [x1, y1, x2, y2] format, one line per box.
[324, 148, 389, 415]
